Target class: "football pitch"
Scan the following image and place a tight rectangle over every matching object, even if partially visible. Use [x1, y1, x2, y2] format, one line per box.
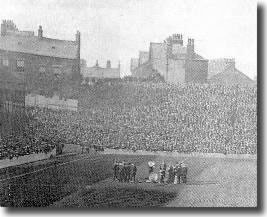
[0, 152, 257, 207]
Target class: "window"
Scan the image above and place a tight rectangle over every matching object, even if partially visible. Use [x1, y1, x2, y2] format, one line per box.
[2, 59, 9, 67]
[16, 60, 24, 71]
[39, 66, 46, 73]
[53, 67, 61, 75]
[53, 66, 62, 78]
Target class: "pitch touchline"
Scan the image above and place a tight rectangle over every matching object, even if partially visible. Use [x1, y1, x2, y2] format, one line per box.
[0, 155, 103, 182]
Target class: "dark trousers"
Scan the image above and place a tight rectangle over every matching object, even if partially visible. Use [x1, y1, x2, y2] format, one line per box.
[132, 173, 136, 182]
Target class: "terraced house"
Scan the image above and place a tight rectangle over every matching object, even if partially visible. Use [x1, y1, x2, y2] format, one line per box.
[0, 20, 81, 98]
[81, 60, 120, 84]
[131, 34, 208, 84]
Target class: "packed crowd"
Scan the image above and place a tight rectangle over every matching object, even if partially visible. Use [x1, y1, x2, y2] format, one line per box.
[0, 109, 59, 160]
[78, 82, 257, 154]
[0, 81, 257, 160]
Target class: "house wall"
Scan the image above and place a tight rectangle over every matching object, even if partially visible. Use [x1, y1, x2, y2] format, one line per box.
[139, 51, 149, 65]
[151, 57, 167, 79]
[130, 58, 139, 74]
[0, 49, 78, 96]
[185, 59, 208, 83]
[131, 62, 154, 78]
[167, 59, 185, 84]
[83, 67, 120, 79]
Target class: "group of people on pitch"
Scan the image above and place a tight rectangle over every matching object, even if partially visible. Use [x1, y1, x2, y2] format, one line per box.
[113, 160, 137, 183]
[148, 161, 188, 184]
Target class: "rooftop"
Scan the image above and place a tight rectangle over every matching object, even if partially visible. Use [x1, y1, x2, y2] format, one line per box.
[82, 63, 120, 79]
[0, 34, 78, 59]
[150, 42, 207, 61]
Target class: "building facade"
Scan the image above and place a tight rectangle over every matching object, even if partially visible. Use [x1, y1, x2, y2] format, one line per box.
[0, 20, 81, 98]
[81, 60, 120, 84]
[131, 34, 208, 84]
[138, 51, 149, 66]
[130, 58, 139, 74]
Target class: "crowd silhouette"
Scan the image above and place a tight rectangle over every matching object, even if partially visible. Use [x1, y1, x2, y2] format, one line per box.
[0, 81, 257, 160]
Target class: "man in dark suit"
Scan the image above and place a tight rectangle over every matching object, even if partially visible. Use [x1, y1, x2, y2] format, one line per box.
[131, 163, 137, 182]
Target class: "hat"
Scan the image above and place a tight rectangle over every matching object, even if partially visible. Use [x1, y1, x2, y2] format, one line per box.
[148, 161, 155, 167]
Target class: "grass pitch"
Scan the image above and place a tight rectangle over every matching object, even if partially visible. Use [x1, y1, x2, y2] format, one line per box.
[51, 153, 257, 208]
[0, 151, 256, 207]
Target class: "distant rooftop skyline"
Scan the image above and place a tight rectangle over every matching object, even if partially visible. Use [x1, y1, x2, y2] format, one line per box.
[0, 0, 256, 79]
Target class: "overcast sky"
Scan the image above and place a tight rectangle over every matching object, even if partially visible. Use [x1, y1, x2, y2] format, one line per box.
[0, 0, 256, 78]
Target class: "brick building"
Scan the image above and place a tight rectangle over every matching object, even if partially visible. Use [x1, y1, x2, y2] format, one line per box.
[81, 60, 120, 84]
[130, 58, 139, 74]
[0, 20, 81, 98]
[131, 34, 208, 84]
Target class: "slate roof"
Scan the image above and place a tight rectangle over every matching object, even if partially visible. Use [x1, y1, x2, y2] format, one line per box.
[209, 68, 254, 86]
[0, 34, 78, 59]
[208, 59, 235, 79]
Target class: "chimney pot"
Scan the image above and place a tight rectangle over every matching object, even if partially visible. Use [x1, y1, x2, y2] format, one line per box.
[76, 30, 80, 42]
[38, 25, 43, 38]
[106, 60, 111, 68]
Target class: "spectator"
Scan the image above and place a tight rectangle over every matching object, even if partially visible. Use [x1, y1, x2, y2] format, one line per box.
[0, 82, 257, 160]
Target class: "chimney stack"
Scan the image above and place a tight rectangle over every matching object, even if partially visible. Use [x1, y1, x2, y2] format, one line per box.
[187, 38, 195, 58]
[76, 30, 80, 43]
[38, 25, 43, 38]
[75, 30, 81, 80]
[106, 60, 111, 68]
[172, 33, 183, 46]
[118, 61, 121, 77]
[1, 21, 6, 36]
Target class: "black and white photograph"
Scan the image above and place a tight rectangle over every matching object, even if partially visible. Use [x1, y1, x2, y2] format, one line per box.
[0, 0, 259, 209]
